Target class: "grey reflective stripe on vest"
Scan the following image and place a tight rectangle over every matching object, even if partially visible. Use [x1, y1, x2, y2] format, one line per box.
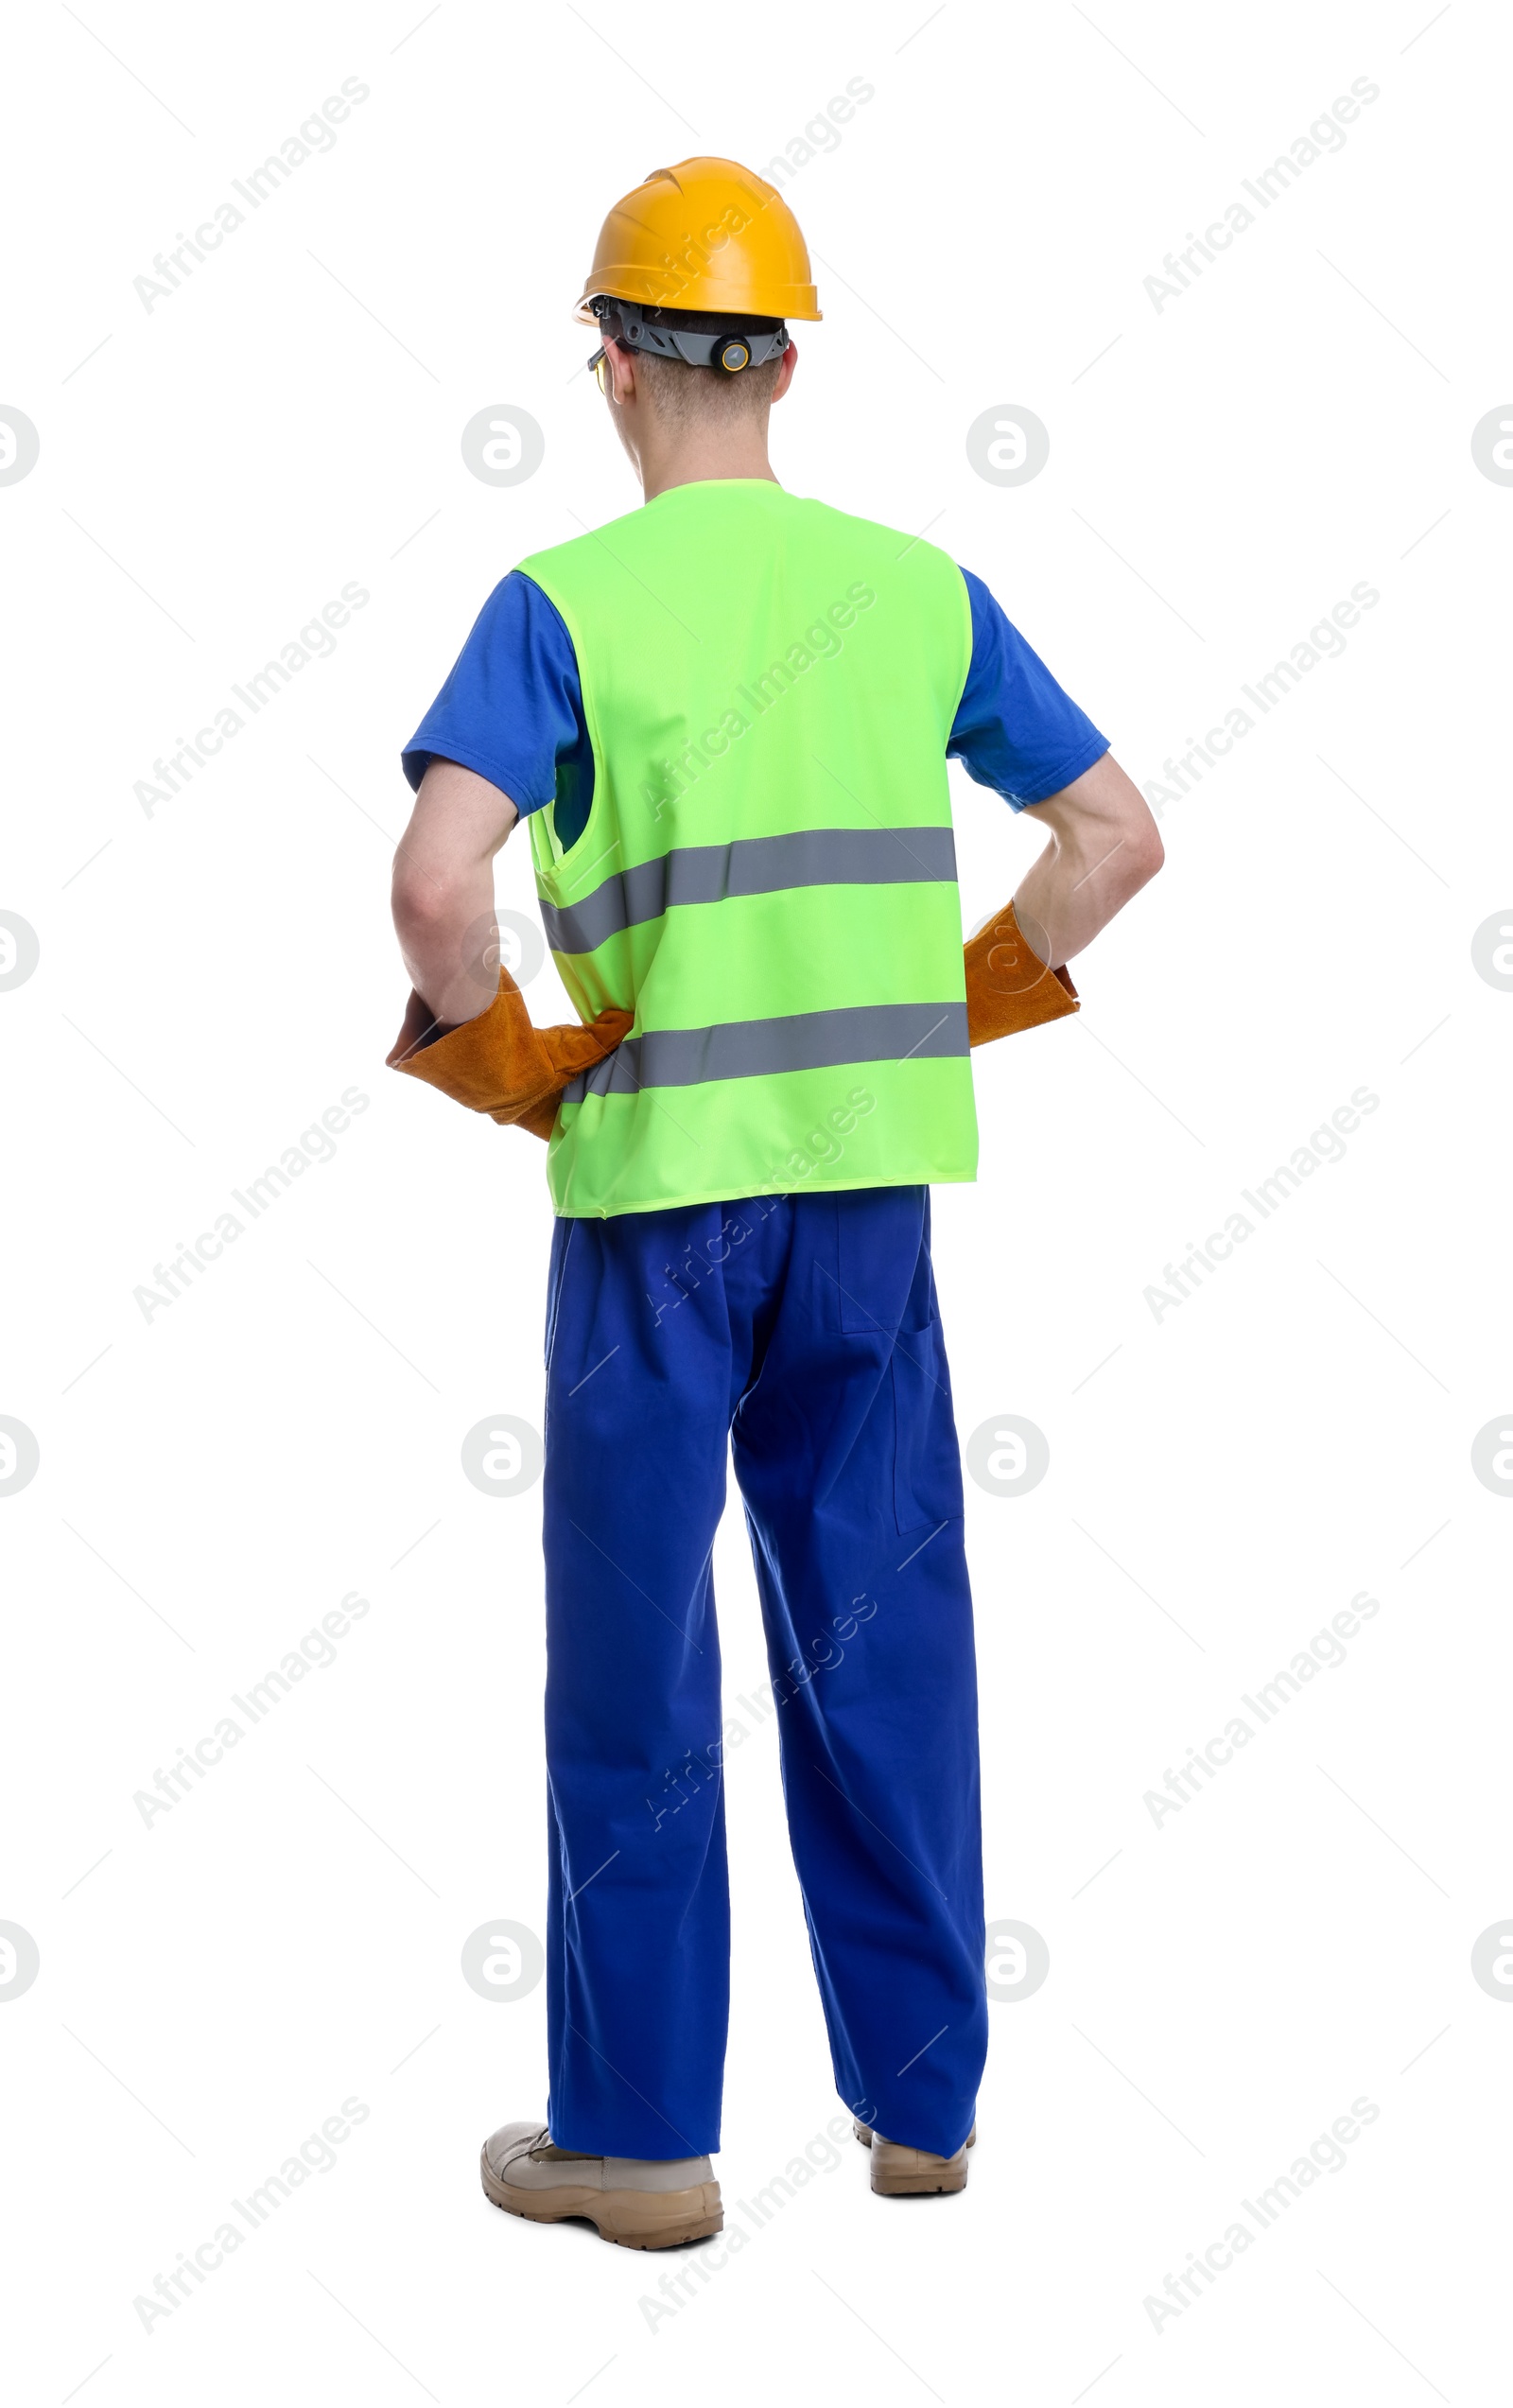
[563, 1000, 968, 1101]
[542, 825, 958, 956]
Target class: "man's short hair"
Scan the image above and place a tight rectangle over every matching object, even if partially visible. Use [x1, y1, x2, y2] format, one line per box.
[617, 305, 785, 424]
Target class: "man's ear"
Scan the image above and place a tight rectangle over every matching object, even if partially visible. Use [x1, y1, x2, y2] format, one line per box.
[772, 335, 798, 404]
[603, 336, 638, 406]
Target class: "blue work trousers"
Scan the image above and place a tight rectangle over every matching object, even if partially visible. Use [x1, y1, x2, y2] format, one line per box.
[541, 1183, 985, 2159]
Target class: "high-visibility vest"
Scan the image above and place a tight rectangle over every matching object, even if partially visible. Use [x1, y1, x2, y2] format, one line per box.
[519, 479, 977, 1217]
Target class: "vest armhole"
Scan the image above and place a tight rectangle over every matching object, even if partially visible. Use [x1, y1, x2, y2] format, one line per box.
[946, 560, 975, 733]
[515, 566, 608, 883]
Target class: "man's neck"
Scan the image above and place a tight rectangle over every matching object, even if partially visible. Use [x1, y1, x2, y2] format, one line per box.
[636, 426, 778, 503]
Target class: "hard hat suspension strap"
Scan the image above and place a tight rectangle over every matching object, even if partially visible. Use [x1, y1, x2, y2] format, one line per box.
[590, 298, 789, 377]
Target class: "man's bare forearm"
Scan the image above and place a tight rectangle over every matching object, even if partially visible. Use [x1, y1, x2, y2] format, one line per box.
[1011, 752, 1163, 968]
[391, 759, 519, 1026]
[393, 858, 497, 1028]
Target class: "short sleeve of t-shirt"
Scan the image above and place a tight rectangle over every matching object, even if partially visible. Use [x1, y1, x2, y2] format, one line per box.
[402, 558, 1104, 841]
[948, 567, 1108, 808]
[401, 572, 594, 842]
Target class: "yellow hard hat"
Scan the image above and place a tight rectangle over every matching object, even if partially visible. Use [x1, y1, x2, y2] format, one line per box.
[574, 156, 822, 325]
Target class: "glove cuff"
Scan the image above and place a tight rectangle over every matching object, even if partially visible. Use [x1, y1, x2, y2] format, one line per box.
[965, 899, 1079, 1049]
[387, 968, 634, 1139]
[387, 968, 559, 1124]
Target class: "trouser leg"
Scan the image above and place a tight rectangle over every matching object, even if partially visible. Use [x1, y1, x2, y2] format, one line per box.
[732, 1186, 986, 2157]
[541, 1207, 737, 2158]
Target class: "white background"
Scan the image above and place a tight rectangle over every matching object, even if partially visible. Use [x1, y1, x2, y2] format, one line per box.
[4, 2, 1509, 2401]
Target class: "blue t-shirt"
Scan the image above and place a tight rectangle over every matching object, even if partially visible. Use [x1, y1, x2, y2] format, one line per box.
[403, 564, 1106, 850]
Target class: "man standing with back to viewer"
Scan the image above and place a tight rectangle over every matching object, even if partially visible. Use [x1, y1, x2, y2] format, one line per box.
[388, 157, 1162, 2249]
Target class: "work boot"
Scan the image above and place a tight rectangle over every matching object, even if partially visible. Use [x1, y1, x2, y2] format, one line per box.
[853, 2115, 976, 2195]
[479, 2121, 722, 2249]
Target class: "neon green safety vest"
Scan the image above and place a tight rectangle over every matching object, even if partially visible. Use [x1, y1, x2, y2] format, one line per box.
[519, 479, 978, 1217]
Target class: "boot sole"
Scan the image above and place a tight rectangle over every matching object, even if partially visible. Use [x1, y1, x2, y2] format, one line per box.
[479, 2144, 722, 2249]
[871, 2158, 968, 2194]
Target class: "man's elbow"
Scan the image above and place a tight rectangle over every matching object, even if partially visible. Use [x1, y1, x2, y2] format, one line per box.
[391, 857, 459, 942]
[1129, 818, 1165, 888]
[1114, 797, 1164, 899]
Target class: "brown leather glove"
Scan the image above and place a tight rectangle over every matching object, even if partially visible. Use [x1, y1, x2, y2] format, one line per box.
[387, 968, 633, 1142]
[965, 899, 1079, 1048]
